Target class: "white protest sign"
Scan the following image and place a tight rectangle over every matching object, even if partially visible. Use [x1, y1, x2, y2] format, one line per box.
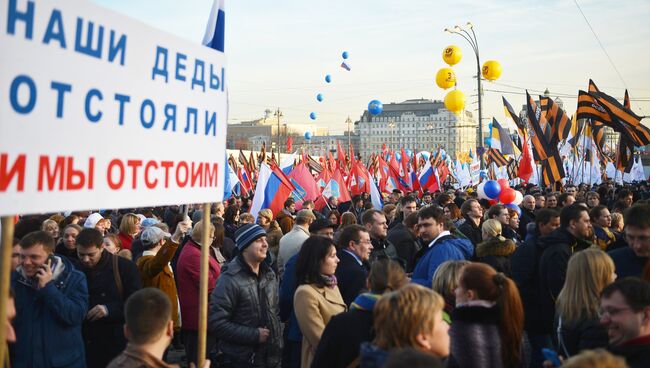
[0, 0, 227, 216]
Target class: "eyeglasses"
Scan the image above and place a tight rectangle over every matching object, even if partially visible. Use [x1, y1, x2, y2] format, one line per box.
[354, 240, 372, 245]
[598, 306, 634, 318]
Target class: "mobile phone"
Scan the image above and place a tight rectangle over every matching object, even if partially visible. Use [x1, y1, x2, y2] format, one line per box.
[542, 348, 562, 367]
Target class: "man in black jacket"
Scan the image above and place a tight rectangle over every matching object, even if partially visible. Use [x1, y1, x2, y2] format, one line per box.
[362, 209, 399, 266]
[537, 205, 592, 340]
[457, 199, 483, 246]
[209, 224, 283, 367]
[518, 195, 537, 238]
[76, 228, 142, 368]
[335, 225, 372, 306]
[609, 204, 650, 279]
[510, 209, 560, 367]
[387, 196, 420, 271]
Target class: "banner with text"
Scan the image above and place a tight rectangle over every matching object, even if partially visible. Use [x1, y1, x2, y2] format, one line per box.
[0, 0, 227, 216]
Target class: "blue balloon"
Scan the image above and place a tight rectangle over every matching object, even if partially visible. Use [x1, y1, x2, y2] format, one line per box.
[309, 112, 317, 120]
[368, 99, 383, 116]
[325, 74, 332, 83]
[484, 180, 502, 199]
[395, 152, 402, 162]
[304, 131, 313, 139]
[316, 93, 323, 102]
[405, 149, 412, 157]
[342, 51, 349, 59]
[504, 203, 521, 217]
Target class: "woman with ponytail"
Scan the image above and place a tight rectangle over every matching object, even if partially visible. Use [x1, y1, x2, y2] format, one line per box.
[448, 262, 528, 368]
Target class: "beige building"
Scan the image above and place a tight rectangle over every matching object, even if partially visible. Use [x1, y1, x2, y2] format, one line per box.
[227, 112, 328, 152]
[355, 98, 477, 159]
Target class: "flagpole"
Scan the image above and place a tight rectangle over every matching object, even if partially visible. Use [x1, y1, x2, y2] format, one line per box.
[197, 203, 212, 367]
[0, 216, 15, 365]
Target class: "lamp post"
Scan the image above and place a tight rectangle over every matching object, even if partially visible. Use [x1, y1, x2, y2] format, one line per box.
[274, 108, 283, 161]
[445, 22, 484, 169]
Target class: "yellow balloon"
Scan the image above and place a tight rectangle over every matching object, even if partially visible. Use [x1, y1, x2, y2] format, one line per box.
[442, 45, 462, 66]
[444, 89, 466, 114]
[435, 68, 457, 89]
[482, 60, 502, 81]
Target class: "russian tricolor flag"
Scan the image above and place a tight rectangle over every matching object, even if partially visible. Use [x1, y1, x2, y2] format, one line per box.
[249, 163, 296, 218]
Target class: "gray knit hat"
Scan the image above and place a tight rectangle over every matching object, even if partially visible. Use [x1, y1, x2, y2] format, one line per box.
[235, 223, 267, 252]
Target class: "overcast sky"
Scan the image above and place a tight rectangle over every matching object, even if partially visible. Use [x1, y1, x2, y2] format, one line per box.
[95, 0, 650, 134]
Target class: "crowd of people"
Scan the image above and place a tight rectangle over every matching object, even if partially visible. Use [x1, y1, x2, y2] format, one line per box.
[6, 180, 650, 367]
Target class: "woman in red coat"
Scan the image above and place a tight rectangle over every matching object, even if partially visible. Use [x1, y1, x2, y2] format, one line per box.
[177, 220, 221, 365]
[117, 213, 141, 250]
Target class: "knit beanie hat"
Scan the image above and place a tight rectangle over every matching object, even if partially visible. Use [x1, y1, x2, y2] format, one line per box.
[235, 223, 267, 252]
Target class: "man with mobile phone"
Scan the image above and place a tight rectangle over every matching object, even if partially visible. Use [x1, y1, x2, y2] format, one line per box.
[12, 230, 88, 367]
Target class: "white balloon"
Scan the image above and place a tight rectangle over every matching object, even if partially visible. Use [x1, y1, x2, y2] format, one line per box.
[477, 182, 488, 200]
[511, 190, 524, 206]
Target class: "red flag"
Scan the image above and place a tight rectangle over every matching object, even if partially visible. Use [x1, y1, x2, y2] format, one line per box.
[349, 160, 371, 196]
[400, 148, 412, 190]
[324, 169, 352, 203]
[438, 162, 450, 185]
[518, 138, 534, 183]
[316, 166, 331, 191]
[288, 162, 320, 208]
[411, 153, 421, 194]
[286, 136, 293, 153]
[337, 141, 348, 173]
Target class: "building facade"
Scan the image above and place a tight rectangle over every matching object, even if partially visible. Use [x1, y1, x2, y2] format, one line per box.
[226, 114, 328, 152]
[355, 98, 478, 159]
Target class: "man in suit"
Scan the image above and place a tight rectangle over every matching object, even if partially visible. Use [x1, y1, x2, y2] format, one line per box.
[335, 224, 372, 306]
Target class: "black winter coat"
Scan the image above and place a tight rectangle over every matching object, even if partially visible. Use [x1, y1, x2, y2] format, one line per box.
[518, 208, 536, 239]
[386, 222, 420, 272]
[335, 250, 369, 307]
[312, 309, 374, 368]
[537, 228, 591, 334]
[208, 257, 283, 368]
[554, 315, 608, 357]
[609, 246, 647, 279]
[81, 250, 142, 368]
[458, 217, 482, 246]
[448, 304, 530, 368]
[369, 237, 400, 266]
[511, 233, 547, 333]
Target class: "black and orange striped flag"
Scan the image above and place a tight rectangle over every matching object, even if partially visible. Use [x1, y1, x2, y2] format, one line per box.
[616, 90, 636, 173]
[577, 80, 650, 146]
[486, 148, 509, 167]
[526, 91, 553, 161]
[540, 96, 572, 145]
[541, 154, 566, 187]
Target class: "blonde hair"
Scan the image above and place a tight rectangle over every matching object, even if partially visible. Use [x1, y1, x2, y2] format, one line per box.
[119, 213, 140, 236]
[482, 219, 503, 239]
[562, 349, 626, 368]
[373, 284, 445, 350]
[556, 248, 615, 323]
[610, 212, 624, 232]
[258, 209, 274, 222]
[432, 260, 472, 301]
[41, 219, 59, 231]
[191, 220, 216, 244]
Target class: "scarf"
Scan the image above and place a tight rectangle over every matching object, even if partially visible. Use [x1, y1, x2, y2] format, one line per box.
[350, 292, 381, 311]
[322, 274, 338, 289]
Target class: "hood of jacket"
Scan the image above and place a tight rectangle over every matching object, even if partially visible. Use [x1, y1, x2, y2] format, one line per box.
[539, 227, 591, 252]
[15, 254, 69, 289]
[446, 237, 475, 259]
[476, 237, 517, 257]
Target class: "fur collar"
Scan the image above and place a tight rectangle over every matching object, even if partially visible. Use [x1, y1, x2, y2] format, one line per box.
[476, 237, 516, 257]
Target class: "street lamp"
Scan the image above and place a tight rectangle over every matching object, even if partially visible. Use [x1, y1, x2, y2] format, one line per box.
[445, 22, 484, 168]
